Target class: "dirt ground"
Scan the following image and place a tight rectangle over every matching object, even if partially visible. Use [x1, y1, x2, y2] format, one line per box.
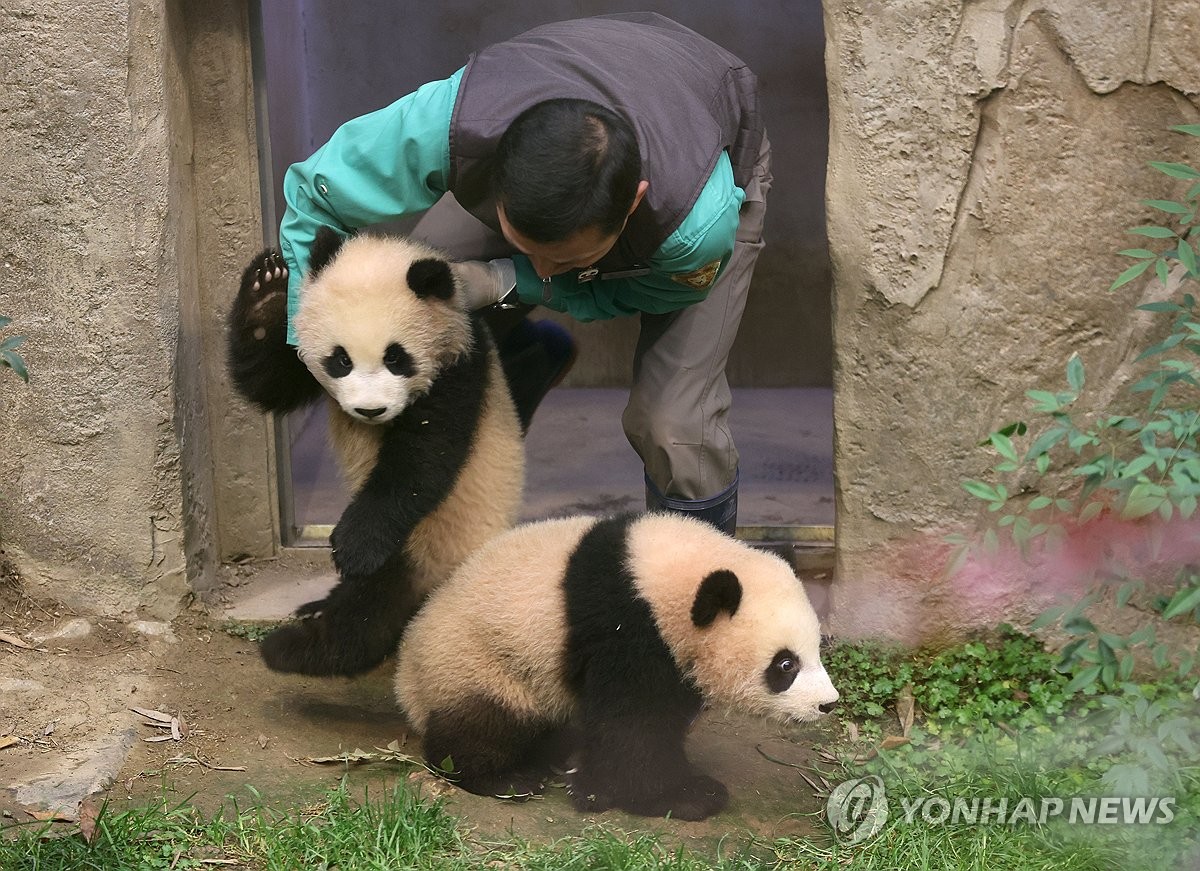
[1, 556, 840, 854]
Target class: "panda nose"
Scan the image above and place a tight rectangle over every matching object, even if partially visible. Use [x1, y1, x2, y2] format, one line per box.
[819, 701, 837, 714]
[355, 407, 387, 419]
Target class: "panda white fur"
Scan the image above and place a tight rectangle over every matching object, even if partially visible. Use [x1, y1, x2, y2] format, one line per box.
[226, 228, 523, 676]
[395, 512, 839, 821]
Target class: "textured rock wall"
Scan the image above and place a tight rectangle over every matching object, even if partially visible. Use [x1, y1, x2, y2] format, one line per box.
[0, 1, 266, 615]
[0, 0, 189, 615]
[825, 0, 1200, 642]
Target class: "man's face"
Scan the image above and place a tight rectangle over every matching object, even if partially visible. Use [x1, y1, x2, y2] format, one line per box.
[496, 207, 619, 278]
[496, 180, 649, 279]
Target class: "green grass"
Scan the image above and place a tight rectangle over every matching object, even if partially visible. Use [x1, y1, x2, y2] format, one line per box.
[0, 784, 772, 871]
[0, 786, 464, 871]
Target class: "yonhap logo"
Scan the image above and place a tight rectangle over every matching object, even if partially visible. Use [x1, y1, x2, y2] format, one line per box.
[826, 775, 888, 844]
[824, 776, 1178, 844]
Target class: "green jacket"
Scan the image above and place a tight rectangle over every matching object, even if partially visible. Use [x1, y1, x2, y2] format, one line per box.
[280, 68, 745, 343]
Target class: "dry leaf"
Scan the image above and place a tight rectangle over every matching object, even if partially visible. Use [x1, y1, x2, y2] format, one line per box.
[29, 808, 74, 822]
[42, 721, 56, 737]
[257, 734, 269, 749]
[847, 721, 859, 742]
[0, 631, 33, 650]
[131, 707, 173, 724]
[144, 735, 175, 743]
[78, 796, 103, 844]
[0, 736, 19, 751]
[170, 718, 181, 741]
[307, 747, 379, 765]
[879, 735, 910, 751]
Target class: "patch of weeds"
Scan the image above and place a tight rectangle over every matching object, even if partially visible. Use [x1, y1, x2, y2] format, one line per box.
[218, 783, 467, 869]
[818, 626, 1200, 869]
[806, 728, 1200, 871]
[219, 620, 275, 644]
[0, 798, 228, 871]
[824, 624, 1081, 734]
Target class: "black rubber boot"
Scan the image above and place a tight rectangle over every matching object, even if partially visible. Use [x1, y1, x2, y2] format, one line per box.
[645, 470, 739, 536]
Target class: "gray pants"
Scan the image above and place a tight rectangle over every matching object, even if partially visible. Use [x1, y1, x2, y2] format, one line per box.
[413, 134, 772, 502]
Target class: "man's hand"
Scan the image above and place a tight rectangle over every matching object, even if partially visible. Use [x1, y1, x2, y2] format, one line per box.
[452, 258, 517, 309]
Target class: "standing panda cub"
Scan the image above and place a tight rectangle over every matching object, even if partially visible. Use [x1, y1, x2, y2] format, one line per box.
[226, 229, 523, 677]
[395, 513, 839, 821]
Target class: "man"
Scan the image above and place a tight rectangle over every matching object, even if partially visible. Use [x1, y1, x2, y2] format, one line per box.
[278, 12, 770, 533]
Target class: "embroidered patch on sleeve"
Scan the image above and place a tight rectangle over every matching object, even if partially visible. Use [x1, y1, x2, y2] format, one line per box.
[669, 259, 722, 289]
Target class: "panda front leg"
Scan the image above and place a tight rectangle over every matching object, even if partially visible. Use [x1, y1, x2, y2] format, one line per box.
[568, 647, 729, 821]
[258, 547, 425, 676]
[226, 248, 323, 414]
[421, 697, 557, 800]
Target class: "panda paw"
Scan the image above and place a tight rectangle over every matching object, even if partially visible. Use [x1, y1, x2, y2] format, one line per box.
[237, 249, 289, 334]
[568, 772, 728, 821]
[665, 774, 729, 821]
[258, 610, 395, 676]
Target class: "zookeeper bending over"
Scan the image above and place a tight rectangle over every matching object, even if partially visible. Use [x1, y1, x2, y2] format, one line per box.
[277, 12, 771, 534]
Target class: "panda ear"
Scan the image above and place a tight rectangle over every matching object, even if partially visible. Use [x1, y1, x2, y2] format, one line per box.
[691, 569, 742, 628]
[309, 226, 349, 277]
[408, 258, 455, 301]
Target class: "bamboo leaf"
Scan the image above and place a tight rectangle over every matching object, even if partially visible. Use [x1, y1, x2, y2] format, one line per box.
[1065, 665, 1102, 694]
[1148, 161, 1200, 180]
[962, 480, 999, 502]
[1142, 199, 1191, 215]
[1180, 239, 1198, 276]
[1127, 225, 1179, 239]
[1162, 586, 1200, 620]
[1110, 259, 1153, 290]
[1066, 354, 1085, 392]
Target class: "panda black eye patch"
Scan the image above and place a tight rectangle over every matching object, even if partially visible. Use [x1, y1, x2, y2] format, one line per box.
[383, 342, 415, 377]
[323, 345, 354, 379]
[764, 648, 800, 694]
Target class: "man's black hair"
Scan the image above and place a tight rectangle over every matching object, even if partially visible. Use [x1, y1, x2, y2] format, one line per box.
[493, 99, 642, 243]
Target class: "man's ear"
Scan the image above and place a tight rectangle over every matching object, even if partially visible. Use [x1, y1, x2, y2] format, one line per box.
[627, 179, 650, 216]
[691, 569, 742, 628]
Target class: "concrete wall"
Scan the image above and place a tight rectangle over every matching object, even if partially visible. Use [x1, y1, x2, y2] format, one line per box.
[0, 0, 269, 615]
[825, 0, 1200, 642]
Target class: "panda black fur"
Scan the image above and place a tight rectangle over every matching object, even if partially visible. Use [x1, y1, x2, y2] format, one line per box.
[395, 512, 839, 821]
[226, 229, 523, 677]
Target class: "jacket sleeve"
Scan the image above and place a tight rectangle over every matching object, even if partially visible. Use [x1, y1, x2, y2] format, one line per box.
[511, 152, 745, 322]
[280, 70, 463, 344]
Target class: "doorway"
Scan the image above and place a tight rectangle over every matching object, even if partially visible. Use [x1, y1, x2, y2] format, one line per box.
[253, 1, 833, 542]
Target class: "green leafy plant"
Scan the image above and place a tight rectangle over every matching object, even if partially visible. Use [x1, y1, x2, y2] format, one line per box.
[0, 315, 28, 383]
[824, 626, 1074, 733]
[956, 126, 1200, 801]
[959, 124, 1200, 694]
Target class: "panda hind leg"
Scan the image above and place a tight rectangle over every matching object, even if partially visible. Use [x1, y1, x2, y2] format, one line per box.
[259, 549, 423, 677]
[226, 248, 322, 414]
[422, 697, 560, 800]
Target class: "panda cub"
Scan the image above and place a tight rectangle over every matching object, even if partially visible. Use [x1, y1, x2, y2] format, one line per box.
[227, 229, 523, 677]
[395, 512, 839, 821]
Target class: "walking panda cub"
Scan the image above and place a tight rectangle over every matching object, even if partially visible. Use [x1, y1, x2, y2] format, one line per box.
[226, 228, 523, 676]
[395, 512, 838, 821]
